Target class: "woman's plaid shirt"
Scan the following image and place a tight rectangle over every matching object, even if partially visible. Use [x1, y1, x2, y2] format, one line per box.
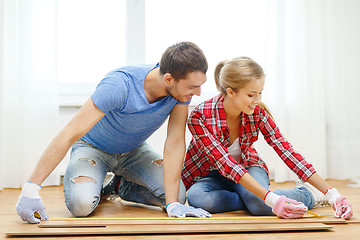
[182, 95, 315, 189]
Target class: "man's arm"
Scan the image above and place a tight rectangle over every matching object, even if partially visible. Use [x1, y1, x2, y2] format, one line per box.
[17, 98, 105, 223]
[29, 98, 105, 185]
[163, 104, 188, 205]
[162, 104, 211, 218]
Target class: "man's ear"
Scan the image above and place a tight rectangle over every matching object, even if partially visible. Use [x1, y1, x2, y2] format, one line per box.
[164, 73, 175, 85]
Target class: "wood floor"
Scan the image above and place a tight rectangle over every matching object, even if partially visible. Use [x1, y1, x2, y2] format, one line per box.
[1, 179, 359, 239]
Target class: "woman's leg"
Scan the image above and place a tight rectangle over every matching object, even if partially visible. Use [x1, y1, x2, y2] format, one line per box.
[234, 166, 274, 215]
[272, 187, 315, 209]
[187, 171, 246, 213]
[235, 166, 315, 216]
[63, 140, 110, 217]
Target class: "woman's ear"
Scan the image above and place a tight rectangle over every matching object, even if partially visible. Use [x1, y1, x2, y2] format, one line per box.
[226, 87, 235, 97]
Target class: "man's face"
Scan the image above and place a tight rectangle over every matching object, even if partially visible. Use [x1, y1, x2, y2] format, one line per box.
[166, 71, 207, 103]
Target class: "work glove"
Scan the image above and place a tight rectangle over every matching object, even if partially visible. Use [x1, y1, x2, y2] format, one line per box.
[325, 188, 353, 220]
[16, 181, 48, 224]
[264, 191, 307, 219]
[166, 202, 212, 218]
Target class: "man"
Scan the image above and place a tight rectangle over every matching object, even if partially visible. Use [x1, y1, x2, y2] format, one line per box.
[16, 42, 211, 223]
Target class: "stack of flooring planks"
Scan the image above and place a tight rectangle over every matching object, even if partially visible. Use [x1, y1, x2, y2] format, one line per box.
[5, 216, 347, 237]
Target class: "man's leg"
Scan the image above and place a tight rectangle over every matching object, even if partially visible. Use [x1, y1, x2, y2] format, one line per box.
[63, 140, 109, 217]
[113, 142, 186, 207]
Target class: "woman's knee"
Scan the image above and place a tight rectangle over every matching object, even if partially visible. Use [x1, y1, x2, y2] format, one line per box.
[178, 182, 186, 204]
[242, 193, 273, 216]
[187, 185, 216, 211]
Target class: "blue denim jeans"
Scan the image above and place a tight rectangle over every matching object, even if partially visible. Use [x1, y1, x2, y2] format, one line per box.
[63, 140, 186, 217]
[187, 166, 315, 215]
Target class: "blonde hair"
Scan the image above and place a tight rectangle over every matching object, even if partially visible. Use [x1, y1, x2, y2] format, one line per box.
[214, 57, 273, 119]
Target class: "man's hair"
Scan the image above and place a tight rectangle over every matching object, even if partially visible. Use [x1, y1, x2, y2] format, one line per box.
[160, 42, 208, 80]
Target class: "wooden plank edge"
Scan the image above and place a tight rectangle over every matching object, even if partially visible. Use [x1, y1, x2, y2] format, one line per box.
[5, 223, 333, 237]
[38, 217, 346, 228]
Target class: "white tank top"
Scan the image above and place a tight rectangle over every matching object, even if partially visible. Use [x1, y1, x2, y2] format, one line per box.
[227, 137, 241, 162]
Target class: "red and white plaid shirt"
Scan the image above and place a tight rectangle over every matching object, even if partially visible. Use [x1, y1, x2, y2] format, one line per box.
[182, 95, 316, 189]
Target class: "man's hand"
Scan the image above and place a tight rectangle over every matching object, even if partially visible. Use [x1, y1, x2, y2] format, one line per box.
[326, 188, 353, 220]
[264, 191, 307, 219]
[166, 202, 212, 218]
[16, 181, 48, 224]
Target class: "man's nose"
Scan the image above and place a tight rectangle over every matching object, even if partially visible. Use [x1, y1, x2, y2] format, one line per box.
[194, 87, 201, 96]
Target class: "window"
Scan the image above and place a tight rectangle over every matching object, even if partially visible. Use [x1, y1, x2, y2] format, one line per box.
[57, 0, 126, 106]
[58, 0, 268, 106]
[144, 0, 268, 105]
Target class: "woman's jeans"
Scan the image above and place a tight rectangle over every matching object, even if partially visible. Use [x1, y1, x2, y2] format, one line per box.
[63, 140, 186, 217]
[187, 166, 315, 215]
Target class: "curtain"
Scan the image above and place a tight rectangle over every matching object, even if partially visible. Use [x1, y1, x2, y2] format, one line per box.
[260, 0, 360, 182]
[1, 0, 359, 190]
[0, 0, 60, 190]
[322, 0, 360, 180]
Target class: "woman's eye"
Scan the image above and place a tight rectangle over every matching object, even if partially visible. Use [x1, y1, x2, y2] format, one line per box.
[248, 94, 254, 97]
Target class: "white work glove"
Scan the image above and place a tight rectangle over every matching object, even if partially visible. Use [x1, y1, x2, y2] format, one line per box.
[264, 191, 307, 219]
[166, 202, 212, 218]
[16, 181, 48, 224]
[325, 188, 353, 220]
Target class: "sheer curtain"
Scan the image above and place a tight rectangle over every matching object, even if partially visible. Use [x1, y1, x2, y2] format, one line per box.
[146, 0, 360, 182]
[1, 0, 359, 190]
[0, 0, 60, 190]
[261, 0, 360, 182]
[322, 0, 360, 180]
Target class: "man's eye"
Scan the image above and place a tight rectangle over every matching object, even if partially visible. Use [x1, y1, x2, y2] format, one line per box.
[248, 95, 254, 97]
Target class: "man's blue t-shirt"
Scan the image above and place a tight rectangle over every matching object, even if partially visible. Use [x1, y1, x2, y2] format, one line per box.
[81, 64, 189, 154]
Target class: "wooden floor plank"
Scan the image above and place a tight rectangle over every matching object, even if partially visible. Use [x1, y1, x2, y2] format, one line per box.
[38, 216, 346, 228]
[2, 179, 359, 239]
[6, 223, 332, 237]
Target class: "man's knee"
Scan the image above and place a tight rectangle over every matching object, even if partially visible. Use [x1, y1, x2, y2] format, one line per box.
[65, 176, 99, 217]
[66, 192, 99, 217]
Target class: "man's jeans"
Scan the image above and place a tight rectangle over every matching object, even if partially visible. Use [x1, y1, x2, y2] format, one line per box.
[187, 166, 315, 215]
[63, 140, 186, 217]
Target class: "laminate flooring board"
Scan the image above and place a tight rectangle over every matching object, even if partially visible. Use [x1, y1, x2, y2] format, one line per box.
[38, 216, 346, 228]
[2, 179, 359, 239]
[5, 223, 333, 237]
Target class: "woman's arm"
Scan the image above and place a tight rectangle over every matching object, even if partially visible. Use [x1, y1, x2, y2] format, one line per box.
[258, 108, 315, 182]
[237, 172, 268, 199]
[305, 173, 332, 194]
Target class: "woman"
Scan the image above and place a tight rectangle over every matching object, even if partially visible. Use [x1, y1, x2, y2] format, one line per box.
[182, 57, 352, 219]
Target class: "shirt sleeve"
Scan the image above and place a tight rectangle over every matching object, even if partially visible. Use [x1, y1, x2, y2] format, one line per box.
[188, 111, 248, 183]
[91, 71, 129, 114]
[258, 108, 316, 181]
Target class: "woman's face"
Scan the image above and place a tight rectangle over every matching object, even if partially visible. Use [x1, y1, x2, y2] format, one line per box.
[228, 77, 264, 115]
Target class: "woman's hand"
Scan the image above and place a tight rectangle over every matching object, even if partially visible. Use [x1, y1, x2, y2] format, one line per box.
[264, 191, 308, 219]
